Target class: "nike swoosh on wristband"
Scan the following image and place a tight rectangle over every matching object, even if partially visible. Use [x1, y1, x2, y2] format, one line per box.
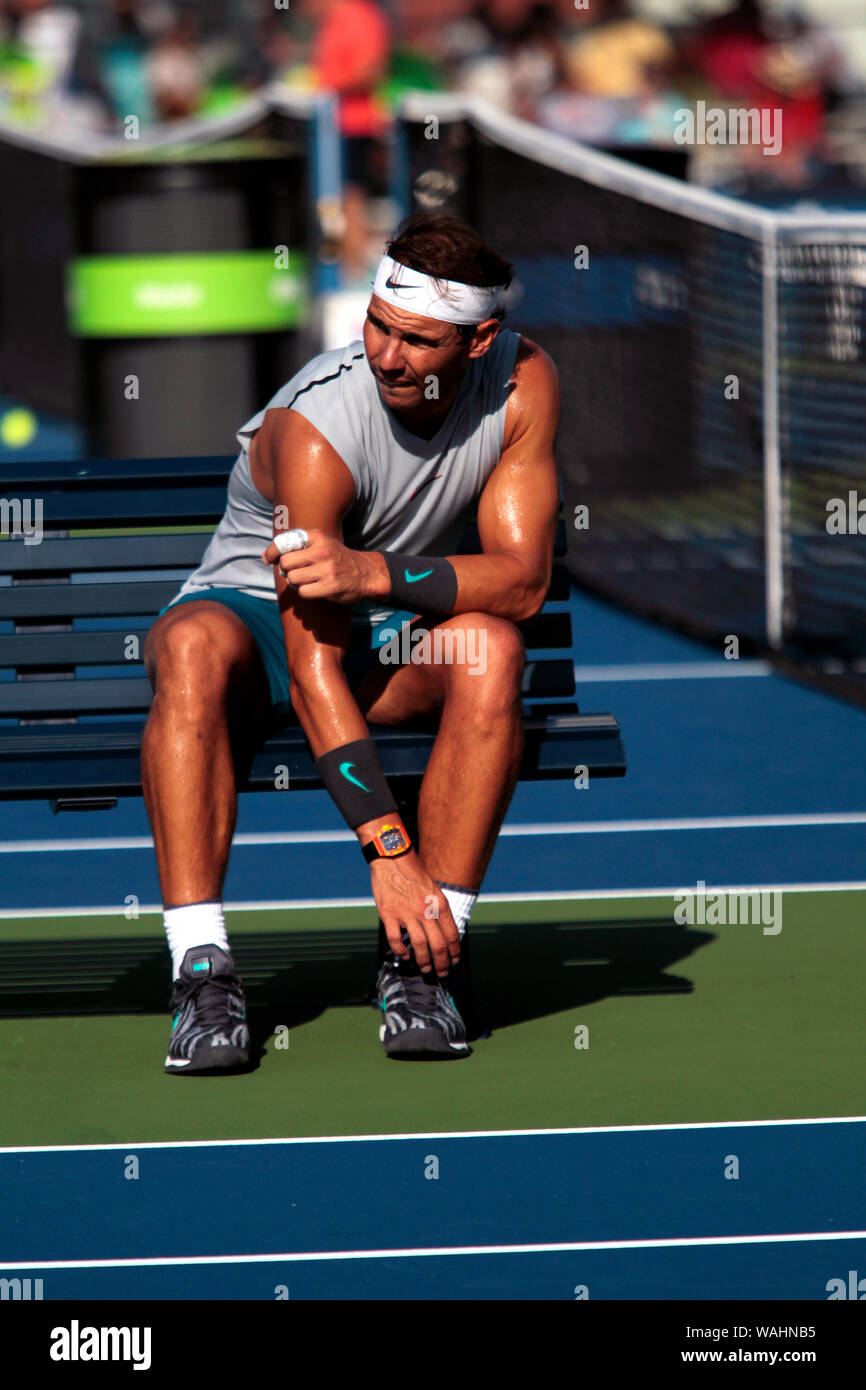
[339, 762, 370, 791]
[404, 568, 434, 583]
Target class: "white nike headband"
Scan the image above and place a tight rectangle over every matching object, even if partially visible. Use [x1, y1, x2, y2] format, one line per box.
[371, 255, 506, 326]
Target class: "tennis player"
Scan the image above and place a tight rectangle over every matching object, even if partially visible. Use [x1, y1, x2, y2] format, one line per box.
[143, 212, 560, 1071]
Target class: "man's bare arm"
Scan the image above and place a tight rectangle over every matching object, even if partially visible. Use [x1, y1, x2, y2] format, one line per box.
[256, 408, 460, 976]
[454, 340, 560, 621]
[256, 408, 361, 756]
[264, 340, 561, 624]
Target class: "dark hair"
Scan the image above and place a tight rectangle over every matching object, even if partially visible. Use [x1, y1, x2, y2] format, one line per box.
[385, 212, 513, 339]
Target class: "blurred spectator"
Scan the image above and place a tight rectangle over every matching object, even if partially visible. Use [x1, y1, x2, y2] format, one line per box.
[311, 0, 390, 138]
[249, 8, 309, 90]
[564, 0, 674, 99]
[0, 0, 860, 199]
[487, 1, 567, 118]
[535, 0, 683, 147]
[683, 1, 842, 186]
[446, 1, 566, 118]
[683, 0, 766, 99]
[99, 0, 154, 126]
[754, 8, 827, 171]
[0, 0, 83, 124]
[309, 0, 392, 279]
[146, 10, 206, 122]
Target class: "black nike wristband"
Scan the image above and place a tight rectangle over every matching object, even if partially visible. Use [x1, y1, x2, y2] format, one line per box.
[383, 552, 458, 616]
[315, 737, 398, 830]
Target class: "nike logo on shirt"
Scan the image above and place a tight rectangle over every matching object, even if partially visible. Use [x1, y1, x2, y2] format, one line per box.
[409, 474, 443, 501]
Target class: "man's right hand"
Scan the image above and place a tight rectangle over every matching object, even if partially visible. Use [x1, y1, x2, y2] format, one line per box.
[370, 850, 461, 977]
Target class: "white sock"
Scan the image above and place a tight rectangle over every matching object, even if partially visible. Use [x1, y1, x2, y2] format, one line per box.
[164, 900, 230, 978]
[436, 882, 478, 940]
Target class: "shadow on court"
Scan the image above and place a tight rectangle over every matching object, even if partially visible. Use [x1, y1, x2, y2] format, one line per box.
[0, 919, 715, 1063]
[471, 920, 715, 1030]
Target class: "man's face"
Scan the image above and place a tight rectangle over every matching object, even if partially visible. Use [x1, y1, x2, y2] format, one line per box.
[363, 294, 472, 410]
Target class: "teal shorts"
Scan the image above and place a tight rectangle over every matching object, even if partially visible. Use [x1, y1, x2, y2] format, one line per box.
[157, 588, 416, 723]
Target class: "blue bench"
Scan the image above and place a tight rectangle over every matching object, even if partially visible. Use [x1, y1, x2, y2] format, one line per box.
[0, 455, 626, 811]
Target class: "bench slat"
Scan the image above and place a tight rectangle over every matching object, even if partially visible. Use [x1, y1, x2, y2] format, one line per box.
[0, 611, 573, 669]
[0, 677, 155, 714]
[0, 581, 184, 620]
[0, 485, 228, 530]
[0, 657, 575, 716]
[0, 457, 624, 804]
[2, 535, 211, 575]
[0, 712, 626, 799]
[0, 631, 151, 666]
[0, 564, 571, 621]
[518, 611, 571, 649]
[2, 459, 569, 547]
[3, 527, 567, 572]
[0, 454, 236, 487]
[547, 564, 569, 601]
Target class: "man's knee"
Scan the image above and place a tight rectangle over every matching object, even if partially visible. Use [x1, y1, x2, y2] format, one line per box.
[441, 613, 525, 707]
[145, 607, 252, 698]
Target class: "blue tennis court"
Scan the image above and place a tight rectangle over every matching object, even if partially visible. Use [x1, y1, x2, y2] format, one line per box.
[2, 1120, 864, 1299]
[2, 585, 864, 1300]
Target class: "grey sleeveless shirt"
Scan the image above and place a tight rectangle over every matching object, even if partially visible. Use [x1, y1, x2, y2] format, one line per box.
[169, 328, 521, 622]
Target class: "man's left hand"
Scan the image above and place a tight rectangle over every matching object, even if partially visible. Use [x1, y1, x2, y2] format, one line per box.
[261, 528, 387, 605]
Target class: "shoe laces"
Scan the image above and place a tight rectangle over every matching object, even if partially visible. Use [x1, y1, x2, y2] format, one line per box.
[383, 957, 448, 1012]
[171, 970, 243, 1029]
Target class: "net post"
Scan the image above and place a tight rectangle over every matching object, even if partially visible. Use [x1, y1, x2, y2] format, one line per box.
[388, 106, 411, 220]
[311, 92, 342, 295]
[762, 220, 784, 650]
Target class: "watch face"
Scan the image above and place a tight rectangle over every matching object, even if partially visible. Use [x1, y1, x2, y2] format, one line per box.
[380, 828, 406, 854]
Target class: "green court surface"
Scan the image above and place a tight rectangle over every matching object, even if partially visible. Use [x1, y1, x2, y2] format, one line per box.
[0, 890, 862, 1148]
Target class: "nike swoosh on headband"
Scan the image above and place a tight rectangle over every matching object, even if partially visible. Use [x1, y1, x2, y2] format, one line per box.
[404, 568, 434, 583]
[339, 762, 370, 791]
[385, 274, 423, 290]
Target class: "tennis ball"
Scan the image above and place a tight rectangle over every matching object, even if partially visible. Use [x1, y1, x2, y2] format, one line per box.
[0, 407, 37, 449]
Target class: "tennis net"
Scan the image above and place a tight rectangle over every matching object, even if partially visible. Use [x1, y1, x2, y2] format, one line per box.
[394, 95, 866, 695]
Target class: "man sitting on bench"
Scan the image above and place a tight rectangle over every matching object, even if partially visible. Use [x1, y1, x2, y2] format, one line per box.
[143, 211, 560, 1073]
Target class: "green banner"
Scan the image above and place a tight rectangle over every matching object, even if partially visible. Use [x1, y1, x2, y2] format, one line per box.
[68, 251, 309, 337]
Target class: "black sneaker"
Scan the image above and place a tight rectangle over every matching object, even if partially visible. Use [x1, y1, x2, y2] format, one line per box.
[164, 944, 250, 1074]
[375, 952, 471, 1058]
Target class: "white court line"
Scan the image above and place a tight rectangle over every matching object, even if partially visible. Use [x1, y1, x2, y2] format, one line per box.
[0, 831, 358, 853]
[1, 1115, 863, 1155]
[1, 881, 865, 919]
[2, 1229, 865, 1271]
[3, 811, 866, 855]
[574, 661, 773, 682]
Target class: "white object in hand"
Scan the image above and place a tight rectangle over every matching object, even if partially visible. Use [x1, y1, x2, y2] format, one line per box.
[273, 528, 309, 555]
